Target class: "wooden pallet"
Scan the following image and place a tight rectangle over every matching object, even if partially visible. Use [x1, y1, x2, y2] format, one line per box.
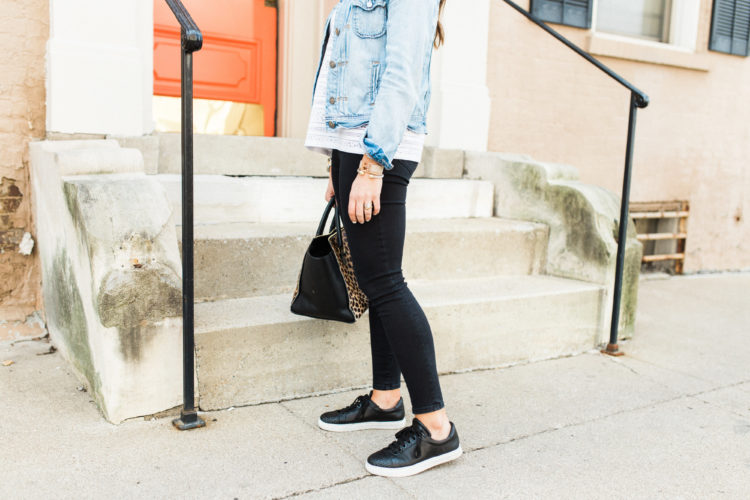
[630, 200, 689, 274]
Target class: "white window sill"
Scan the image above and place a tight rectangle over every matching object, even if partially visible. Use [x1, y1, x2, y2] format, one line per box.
[585, 32, 710, 72]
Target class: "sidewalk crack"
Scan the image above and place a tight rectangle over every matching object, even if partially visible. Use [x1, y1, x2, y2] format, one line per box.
[278, 402, 364, 461]
[273, 475, 371, 499]
[602, 352, 715, 392]
[465, 391, 701, 454]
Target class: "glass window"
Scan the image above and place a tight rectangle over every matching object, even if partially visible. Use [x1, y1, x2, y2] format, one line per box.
[596, 0, 672, 42]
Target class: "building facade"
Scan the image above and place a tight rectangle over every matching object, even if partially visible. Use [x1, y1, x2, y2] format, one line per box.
[1, 0, 748, 339]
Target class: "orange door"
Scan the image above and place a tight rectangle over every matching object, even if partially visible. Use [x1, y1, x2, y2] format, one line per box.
[154, 0, 277, 136]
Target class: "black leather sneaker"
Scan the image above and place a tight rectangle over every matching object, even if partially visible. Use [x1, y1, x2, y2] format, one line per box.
[317, 390, 406, 432]
[365, 417, 462, 477]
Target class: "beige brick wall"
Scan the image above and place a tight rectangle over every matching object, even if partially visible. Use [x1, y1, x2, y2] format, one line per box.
[0, 0, 48, 339]
[487, 0, 750, 272]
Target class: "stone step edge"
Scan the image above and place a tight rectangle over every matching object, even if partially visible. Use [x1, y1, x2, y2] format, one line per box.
[175, 216, 549, 240]
[112, 133, 468, 179]
[157, 174, 495, 222]
[194, 274, 604, 334]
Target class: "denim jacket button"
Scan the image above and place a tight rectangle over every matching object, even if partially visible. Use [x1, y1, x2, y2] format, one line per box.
[329, 97, 336, 104]
[329, 60, 336, 68]
[328, 121, 336, 128]
[335, 28, 340, 35]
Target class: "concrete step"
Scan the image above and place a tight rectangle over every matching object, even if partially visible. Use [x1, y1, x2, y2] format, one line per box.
[114, 133, 465, 178]
[179, 217, 550, 301]
[155, 174, 494, 225]
[194, 274, 605, 410]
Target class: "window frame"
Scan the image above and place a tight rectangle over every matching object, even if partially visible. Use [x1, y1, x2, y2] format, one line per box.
[593, 0, 674, 44]
[532, 0, 702, 54]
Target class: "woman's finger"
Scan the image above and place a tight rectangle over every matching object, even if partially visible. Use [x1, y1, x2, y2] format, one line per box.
[372, 197, 381, 217]
[356, 199, 366, 224]
[324, 172, 334, 201]
[348, 197, 357, 224]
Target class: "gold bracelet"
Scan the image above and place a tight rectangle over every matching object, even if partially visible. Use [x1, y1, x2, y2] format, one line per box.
[357, 164, 384, 178]
[358, 156, 384, 175]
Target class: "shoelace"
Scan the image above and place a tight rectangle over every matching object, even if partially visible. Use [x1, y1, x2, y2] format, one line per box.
[337, 394, 369, 414]
[386, 423, 425, 454]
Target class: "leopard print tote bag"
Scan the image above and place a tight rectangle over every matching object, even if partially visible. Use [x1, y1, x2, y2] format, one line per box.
[290, 197, 369, 322]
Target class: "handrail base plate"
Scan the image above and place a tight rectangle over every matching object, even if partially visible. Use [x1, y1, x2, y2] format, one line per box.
[172, 410, 207, 430]
[600, 343, 625, 356]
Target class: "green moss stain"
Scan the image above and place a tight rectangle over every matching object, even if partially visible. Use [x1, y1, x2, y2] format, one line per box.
[547, 186, 610, 266]
[480, 157, 643, 340]
[510, 163, 545, 200]
[97, 266, 182, 328]
[47, 249, 103, 403]
[618, 238, 643, 339]
[97, 265, 182, 362]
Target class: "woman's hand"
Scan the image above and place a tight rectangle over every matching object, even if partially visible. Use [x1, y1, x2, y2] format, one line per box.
[349, 154, 383, 224]
[325, 168, 335, 202]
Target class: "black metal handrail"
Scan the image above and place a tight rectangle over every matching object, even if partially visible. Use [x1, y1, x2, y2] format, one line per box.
[165, 0, 205, 430]
[501, 0, 650, 356]
[166, 0, 203, 53]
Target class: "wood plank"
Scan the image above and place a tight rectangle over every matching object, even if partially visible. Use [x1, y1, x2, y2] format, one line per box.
[630, 200, 686, 212]
[636, 232, 688, 241]
[642, 253, 686, 262]
[630, 210, 689, 219]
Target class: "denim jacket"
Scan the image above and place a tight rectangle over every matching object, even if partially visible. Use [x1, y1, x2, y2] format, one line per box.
[311, 0, 440, 170]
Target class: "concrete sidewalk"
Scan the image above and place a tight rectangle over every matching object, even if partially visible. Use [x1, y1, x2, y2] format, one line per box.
[2, 272, 749, 499]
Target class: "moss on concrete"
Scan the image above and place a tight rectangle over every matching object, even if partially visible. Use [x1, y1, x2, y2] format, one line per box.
[463, 151, 644, 340]
[46, 249, 103, 403]
[548, 185, 610, 267]
[97, 266, 182, 329]
[619, 233, 643, 339]
[97, 265, 182, 362]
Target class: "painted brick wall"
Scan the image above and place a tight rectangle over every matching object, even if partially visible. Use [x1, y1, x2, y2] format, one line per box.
[0, 0, 48, 339]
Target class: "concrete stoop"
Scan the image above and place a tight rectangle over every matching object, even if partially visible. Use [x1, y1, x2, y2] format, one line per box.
[30, 135, 640, 423]
[175, 174, 606, 410]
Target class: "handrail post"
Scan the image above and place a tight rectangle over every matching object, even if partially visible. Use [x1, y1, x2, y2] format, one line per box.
[166, 0, 205, 431]
[601, 92, 638, 356]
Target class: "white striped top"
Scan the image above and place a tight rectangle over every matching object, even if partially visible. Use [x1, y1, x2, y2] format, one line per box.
[304, 8, 425, 165]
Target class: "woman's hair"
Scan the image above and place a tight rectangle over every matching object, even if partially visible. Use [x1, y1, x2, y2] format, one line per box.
[433, 0, 446, 49]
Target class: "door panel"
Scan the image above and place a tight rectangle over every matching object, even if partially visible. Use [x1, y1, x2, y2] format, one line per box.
[154, 0, 277, 136]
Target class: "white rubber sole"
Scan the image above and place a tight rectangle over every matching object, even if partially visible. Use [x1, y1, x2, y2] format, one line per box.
[317, 417, 406, 432]
[365, 445, 463, 477]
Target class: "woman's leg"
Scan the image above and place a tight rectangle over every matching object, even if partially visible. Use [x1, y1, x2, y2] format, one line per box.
[331, 149, 450, 438]
[368, 302, 403, 395]
[331, 151, 402, 405]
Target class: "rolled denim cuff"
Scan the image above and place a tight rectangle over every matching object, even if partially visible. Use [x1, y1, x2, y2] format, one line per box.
[362, 134, 394, 171]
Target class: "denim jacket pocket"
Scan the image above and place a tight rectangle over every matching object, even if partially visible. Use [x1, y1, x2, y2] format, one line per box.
[351, 0, 387, 38]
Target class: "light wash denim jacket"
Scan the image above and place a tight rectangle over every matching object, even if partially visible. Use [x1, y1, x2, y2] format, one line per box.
[311, 0, 440, 170]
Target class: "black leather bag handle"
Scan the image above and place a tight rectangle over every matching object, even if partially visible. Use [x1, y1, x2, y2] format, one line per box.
[315, 197, 343, 248]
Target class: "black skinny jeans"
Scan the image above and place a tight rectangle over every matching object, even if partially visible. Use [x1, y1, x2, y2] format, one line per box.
[330, 148, 445, 414]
